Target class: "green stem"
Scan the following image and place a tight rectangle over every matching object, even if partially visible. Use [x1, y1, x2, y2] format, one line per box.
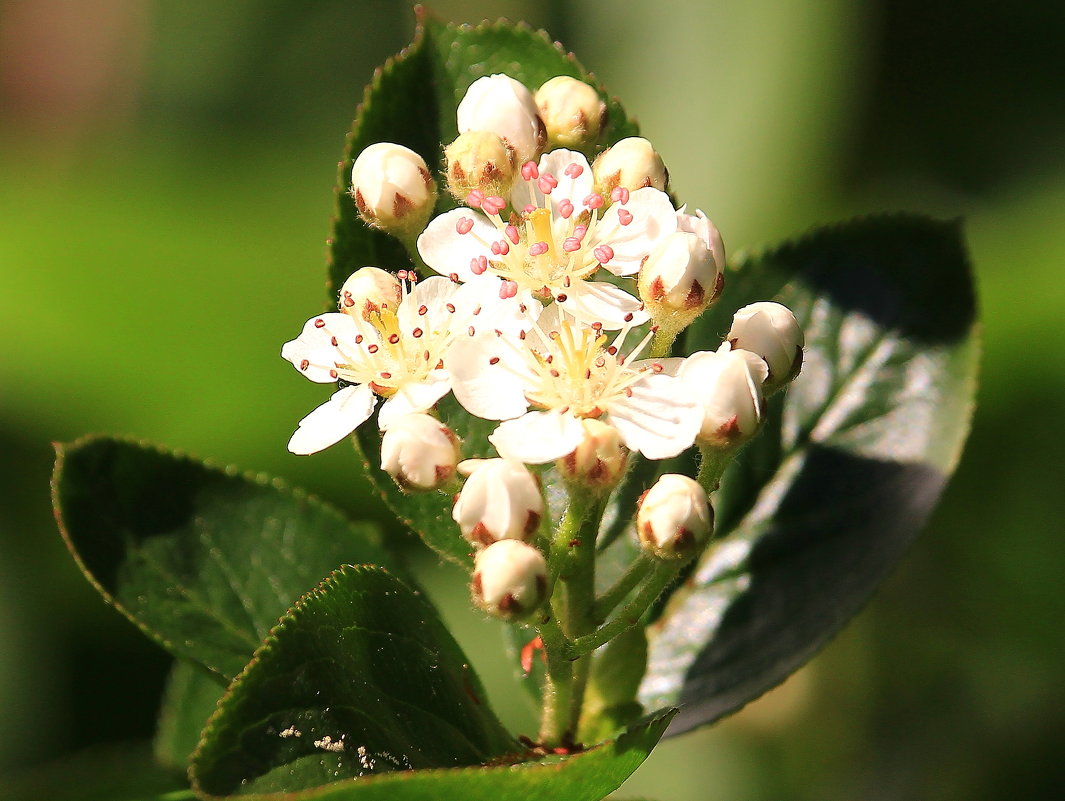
[538, 487, 605, 746]
[696, 444, 732, 494]
[593, 555, 655, 622]
[648, 326, 679, 359]
[566, 561, 682, 658]
[536, 611, 574, 746]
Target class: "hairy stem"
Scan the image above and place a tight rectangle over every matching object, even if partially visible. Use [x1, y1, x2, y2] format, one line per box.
[593, 554, 655, 622]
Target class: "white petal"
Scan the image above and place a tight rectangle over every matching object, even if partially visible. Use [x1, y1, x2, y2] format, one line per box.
[447, 335, 531, 420]
[595, 187, 677, 276]
[417, 208, 497, 281]
[607, 374, 701, 459]
[559, 281, 649, 329]
[377, 370, 452, 430]
[632, 357, 685, 377]
[397, 275, 462, 332]
[281, 313, 361, 383]
[288, 384, 376, 455]
[537, 149, 594, 214]
[488, 410, 585, 464]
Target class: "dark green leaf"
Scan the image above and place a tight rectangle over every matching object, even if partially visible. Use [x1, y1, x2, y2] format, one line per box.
[53, 436, 393, 681]
[190, 565, 517, 796]
[642, 215, 979, 735]
[154, 660, 226, 771]
[0, 744, 189, 801]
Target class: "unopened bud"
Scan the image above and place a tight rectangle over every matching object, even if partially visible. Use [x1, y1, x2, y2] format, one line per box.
[338, 266, 402, 319]
[677, 208, 726, 277]
[534, 76, 607, 150]
[452, 458, 544, 547]
[350, 142, 437, 237]
[636, 474, 712, 559]
[445, 131, 516, 203]
[676, 344, 769, 449]
[593, 136, 668, 195]
[457, 74, 547, 164]
[380, 413, 460, 491]
[638, 230, 722, 334]
[557, 419, 627, 492]
[471, 539, 548, 620]
[727, 302, 804, 394]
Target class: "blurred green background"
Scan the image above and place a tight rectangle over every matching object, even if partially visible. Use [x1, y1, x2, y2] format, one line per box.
[1, 1, 1062, 798]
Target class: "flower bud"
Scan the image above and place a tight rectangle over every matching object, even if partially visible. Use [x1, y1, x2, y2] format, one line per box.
[471, 539, 548, 620]
[727, 302, 804, 394]
[452, 458, 544, 547]
[676, 344, 769, 450]
[636, 474, 712, 559]
[445, 130, 516, 203]
[677, 207, 726, 276]
[638, 230, 722, 334]
[534, 76, 607, 150]
[380, 413, 460, 491]
[556, 419, 627, 492]
[593, 136, 668, 195]
[350, 142, 437, 237]
[457, 74, 546, 164]
[338, 266, 402, 319]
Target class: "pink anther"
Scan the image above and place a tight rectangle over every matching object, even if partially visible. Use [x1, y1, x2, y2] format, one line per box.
[529, 241, 549, 256]
[593, 245, 614, 263]
[521, 161, 539, 181]
[465, 189, 486, 208]
[537, 173, 558, 194]
[563, 237, 582, 253]
[505, 225, 520, 244]
[482, 195, 506, 215]
[456, 217, 475, 235]
[564, 162, 584, 178]
[558, 199, 574, 219]
[498, 280, 519, 299]
[523, 204, 537, 214]
[610, 186, 630, 204]
[496, 240, 510, 255]
[583, 193, 605, 210]
[617, 209, 634, 226]
[573, 224, 588, 239]
[470, 255, 488, 275]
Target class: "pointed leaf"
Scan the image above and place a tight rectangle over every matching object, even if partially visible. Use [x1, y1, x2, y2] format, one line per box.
[641, 215, 979, 735]
[53, 436, 394, 681]
[190, 565, 517, 796]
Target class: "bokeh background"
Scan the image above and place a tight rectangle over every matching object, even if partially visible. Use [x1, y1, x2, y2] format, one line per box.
[2, 1, 1063, 799]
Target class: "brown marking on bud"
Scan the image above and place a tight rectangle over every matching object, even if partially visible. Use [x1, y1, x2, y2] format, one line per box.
[392, 192, 415, 219]
[353, 188, 369, 216]
[498, 593, 522, 615]
[524, 509, 541, 536]
[789, 348, 804, 381]
[713, 271, 726, 300]
[419, 166, 433, 186]
[587, 458, 608, 485]
[434, 464, 455, 485]
[469, 522, 495, 548]
[717, 415, 742, 441]
[535, 573, 548, 599]
[673, 527, 695, 553]
[470, 572, 483, 598]
[684, 280, 706, 309]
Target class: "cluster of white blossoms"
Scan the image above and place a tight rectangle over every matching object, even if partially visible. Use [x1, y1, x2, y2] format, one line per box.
[282, 73, 805, 621]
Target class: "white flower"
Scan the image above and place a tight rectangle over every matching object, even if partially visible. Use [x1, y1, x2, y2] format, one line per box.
[349, 142, 436, 236]
[471, 539, 548, 620]
[535, 76, 606, 150]
[380, 413, 460, 491]
[636, 474, 712, 559]
[452, 458, 544, 546]
[418, 149, 677, 329]
[457, 74, 546, 164]
[447, 305, 703, 463]
[727, 301, 804, 392]
[593, 136, 668, 194]
[338, 266, 402, 319]
[672, 343, 769, 449]
[282, 273, 508, 454]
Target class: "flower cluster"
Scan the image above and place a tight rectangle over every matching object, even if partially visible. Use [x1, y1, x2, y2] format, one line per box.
[281, 72, 805, 625]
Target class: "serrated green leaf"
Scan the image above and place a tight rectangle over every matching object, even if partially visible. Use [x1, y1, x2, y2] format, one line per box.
[53, 437, 394, 682]
[641, 215, 979, 735]
[154, 660, 227, 771]
[190, 565, 518, 796]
